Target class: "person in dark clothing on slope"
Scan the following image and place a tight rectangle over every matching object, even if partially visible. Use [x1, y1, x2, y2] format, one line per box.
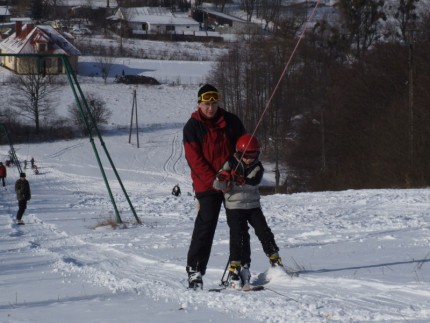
[0, 162, 6, 187]
[15, 172, 31, 224]
[172, 184, 181, 196]
[183, 83, 246, 289]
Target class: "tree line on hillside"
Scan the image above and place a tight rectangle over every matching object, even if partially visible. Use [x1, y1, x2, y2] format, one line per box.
[210, 0, 430, 192]
[0, 61, 112, 143]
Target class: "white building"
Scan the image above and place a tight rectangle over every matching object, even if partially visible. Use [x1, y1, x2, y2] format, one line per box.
[111, 7, 200, 35]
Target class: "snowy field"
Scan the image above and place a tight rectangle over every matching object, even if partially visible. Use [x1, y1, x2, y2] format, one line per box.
[1, 55, 430, 323]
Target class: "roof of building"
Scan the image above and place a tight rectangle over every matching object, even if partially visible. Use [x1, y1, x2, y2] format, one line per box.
[197, 8, 248, 23]
[112, 7, 199, 26]
[58, 0, 118, 8]
[0, 23, 81, 56]
[0, 6, 11, 16]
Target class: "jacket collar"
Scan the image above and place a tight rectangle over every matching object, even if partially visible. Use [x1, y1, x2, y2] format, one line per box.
[192, 108, 227, 129]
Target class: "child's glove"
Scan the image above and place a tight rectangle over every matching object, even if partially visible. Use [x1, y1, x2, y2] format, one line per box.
[216, 170, 231, 182]
[230, 170, 245, 186]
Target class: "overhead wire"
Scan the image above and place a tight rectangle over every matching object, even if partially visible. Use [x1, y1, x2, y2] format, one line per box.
[238, 0, 322, 161]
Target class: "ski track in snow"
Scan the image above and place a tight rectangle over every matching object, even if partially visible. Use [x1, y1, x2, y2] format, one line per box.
[162, 134, 186, 184]
[2, 152, 430, 322]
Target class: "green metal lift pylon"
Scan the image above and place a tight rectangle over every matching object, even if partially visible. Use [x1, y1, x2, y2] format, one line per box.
[0, 53, 141, 224]
[0, 123, 23, 175]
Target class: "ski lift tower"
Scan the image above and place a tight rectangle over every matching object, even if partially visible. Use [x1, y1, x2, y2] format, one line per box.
[0, 123, 23, 175]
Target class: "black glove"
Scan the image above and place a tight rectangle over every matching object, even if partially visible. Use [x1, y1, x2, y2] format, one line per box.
[216, 170, 231, 182]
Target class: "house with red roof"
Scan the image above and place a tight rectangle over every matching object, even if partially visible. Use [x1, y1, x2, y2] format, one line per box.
[0, 21, 81, 74]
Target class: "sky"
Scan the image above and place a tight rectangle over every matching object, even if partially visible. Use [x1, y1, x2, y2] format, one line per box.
[1, 27, 430, 323]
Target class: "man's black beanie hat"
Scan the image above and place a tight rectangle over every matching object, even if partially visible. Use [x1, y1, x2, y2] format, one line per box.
[198, 84, 218, 101]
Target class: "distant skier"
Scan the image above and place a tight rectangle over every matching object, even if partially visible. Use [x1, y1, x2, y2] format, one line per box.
[172, 184, 181, 196]
[15, 173, 31, 225]
[0, 161, 6, 187]
[30, 157, 35, 169]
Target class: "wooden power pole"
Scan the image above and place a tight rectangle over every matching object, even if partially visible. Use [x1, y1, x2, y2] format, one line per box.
[128, 89, 140, 148]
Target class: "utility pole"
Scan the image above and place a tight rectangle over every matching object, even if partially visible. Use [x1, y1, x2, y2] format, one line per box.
[407, 29, 416, 185]
[128, 89, 140, 148]
[320, 107, 326, 172]
[273, 108, 281, 193]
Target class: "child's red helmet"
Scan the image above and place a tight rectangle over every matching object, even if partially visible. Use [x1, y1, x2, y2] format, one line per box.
[236, 134, 260, 152]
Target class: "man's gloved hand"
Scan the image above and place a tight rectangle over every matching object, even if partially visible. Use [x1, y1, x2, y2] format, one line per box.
[216, 170, 231, 182]
[230, 170, 245, 186]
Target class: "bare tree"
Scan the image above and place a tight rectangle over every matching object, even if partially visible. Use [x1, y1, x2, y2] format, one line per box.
[338, 0, 387, 58]
[115, 7, 134, 54]
[10, 0, 32, 17]
[44, 0, 64, 20]
[258, 0, 282, 31]
[241, 0, 257, 22]
[68, 93, 112, 135]
[9, 62, 61, 134]
[394, 0, 419, 42]
[95, 54, 116, 84]
[212, 0, 228, 12]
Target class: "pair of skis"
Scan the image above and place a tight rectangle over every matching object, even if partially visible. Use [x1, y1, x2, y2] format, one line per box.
[187, 282, 264, 292]
[187, 257, 297, 292]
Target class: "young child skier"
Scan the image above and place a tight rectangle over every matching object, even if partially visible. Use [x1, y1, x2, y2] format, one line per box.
[213, 134, 283, 290]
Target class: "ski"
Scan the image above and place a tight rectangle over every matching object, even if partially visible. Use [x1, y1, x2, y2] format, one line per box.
[208, 285, 265, 292]
[243, 285, 265, 292]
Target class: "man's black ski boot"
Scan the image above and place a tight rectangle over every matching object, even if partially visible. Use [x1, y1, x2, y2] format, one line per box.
[187, 268, 203, 290]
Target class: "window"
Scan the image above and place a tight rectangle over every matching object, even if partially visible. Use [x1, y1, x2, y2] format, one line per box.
[37, 43, 47, 52]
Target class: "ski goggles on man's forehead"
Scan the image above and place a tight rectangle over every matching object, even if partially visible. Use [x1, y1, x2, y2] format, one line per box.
[198, 91, 219, 103]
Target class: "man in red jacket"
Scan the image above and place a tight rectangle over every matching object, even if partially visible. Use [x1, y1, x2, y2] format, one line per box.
[0, 162, 6, 187]
[183, 84, 246, 289]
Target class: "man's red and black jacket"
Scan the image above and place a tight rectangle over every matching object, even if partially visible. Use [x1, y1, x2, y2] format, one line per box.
[183, 108, 245, 195]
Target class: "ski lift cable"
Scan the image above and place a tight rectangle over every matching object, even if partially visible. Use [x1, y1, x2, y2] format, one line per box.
[238, 0, 321, 164]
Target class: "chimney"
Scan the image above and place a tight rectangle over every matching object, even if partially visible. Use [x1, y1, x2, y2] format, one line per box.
[15, 21, 22, 36]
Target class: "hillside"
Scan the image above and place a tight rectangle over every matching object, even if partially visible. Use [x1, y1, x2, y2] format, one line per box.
[1, 57, 430, 322]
